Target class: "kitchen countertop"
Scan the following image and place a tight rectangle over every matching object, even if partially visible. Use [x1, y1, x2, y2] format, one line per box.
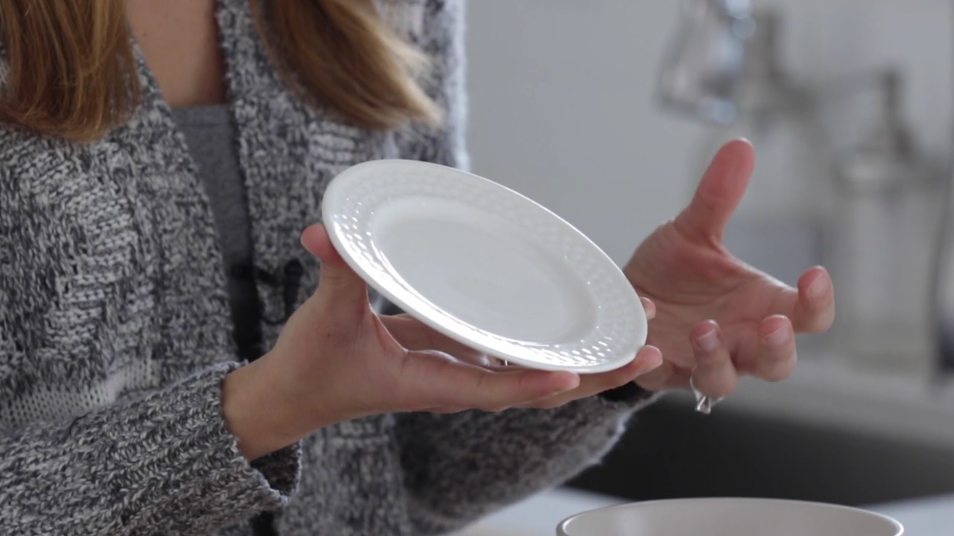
[453, 487, 954, 535]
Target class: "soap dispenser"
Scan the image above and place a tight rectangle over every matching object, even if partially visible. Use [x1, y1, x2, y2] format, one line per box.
[832, 70, 944, 373]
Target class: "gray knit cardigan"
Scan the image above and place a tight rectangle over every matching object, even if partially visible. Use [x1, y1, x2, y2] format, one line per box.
[0, 1, 656, 534]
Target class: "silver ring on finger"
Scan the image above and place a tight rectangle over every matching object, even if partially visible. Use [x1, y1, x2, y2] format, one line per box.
[689, 376, 725, 415]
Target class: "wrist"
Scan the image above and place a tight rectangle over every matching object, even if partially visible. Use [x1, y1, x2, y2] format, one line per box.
[222, 357, 304, 460]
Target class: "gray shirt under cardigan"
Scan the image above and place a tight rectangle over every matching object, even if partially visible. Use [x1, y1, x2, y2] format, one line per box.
[172, 105, 263, 361]
[0, 1, 657, 535]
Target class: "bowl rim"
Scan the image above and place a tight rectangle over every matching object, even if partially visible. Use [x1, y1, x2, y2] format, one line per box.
[555, 497, 904, 536]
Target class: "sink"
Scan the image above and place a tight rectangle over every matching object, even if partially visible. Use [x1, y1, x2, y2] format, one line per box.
[567, 398, 954, 506]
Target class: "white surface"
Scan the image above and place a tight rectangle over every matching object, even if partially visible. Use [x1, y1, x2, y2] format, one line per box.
[322, 160, 647, 373]
[557, 498, 901, 536]
[454, 488, 954, 536]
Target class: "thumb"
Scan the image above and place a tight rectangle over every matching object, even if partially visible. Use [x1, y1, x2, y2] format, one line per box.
[674, 138, 755, 243]
[301, 224, 368, 302]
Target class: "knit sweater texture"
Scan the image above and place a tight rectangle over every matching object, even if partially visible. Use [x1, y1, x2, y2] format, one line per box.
[0, 1, 657, 534]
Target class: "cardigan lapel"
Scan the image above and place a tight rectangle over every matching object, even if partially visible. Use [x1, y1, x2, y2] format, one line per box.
[214, 0, 396, 347]
[115, 0, 408, 356]
[108, 42, 236, 378]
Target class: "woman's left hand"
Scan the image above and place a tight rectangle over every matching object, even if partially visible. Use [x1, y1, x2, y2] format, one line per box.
[383, 138, 834, 409]
[625, 139, 835, 398]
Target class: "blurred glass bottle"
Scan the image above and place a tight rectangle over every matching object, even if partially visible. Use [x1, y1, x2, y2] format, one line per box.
[832, 71, 943, 373]
[657, 0, 756, 126]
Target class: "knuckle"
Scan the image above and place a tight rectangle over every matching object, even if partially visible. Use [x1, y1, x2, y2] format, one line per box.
[800, 309, 835, 334]
[693, 358, 729, 379]
[692, 369, 737, 398]
[692, 374, 728, 394]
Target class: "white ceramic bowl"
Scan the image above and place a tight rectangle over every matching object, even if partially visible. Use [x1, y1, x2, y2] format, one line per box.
[556, 498, 903, 536]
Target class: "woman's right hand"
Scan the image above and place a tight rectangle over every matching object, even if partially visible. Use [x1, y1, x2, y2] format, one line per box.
[221, 225, 583, 460]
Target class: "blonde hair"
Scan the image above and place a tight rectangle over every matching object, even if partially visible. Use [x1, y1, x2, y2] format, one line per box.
[0, 0, 440, 142]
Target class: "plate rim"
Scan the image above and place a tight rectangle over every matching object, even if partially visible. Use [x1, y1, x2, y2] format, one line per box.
[321, 159, 647, 374]
[556, 497, 905, 535]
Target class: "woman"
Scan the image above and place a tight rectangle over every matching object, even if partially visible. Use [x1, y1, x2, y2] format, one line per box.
[0, 1, 835, 535]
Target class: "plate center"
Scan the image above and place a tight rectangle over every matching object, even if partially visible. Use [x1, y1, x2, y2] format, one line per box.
[373, 197, 597, 343]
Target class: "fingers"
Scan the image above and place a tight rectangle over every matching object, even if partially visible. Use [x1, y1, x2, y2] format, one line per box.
[407, 350, 581, 412]
[791, 266, 835, 333]
[687, 320, 738, 398]
[753, 315, 797, 381]
[520, 345, 664, 409]
[300, 224, 369, 307]
[674, 139, 755, 243]
[301, 224, 342, 266]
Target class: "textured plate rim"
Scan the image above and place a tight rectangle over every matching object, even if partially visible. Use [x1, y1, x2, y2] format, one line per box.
[321, 159, 647, 374]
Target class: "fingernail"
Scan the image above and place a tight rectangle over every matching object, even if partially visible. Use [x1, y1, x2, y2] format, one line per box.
[807, 274, 829, 299]
[636, 349, 665, 375]
[763, 327, 791, 347]
[555, 372, 580, 393]
[695, 329, 720, 352]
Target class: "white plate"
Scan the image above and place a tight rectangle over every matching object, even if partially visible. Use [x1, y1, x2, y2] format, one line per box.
[321, 160, 647, 374]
